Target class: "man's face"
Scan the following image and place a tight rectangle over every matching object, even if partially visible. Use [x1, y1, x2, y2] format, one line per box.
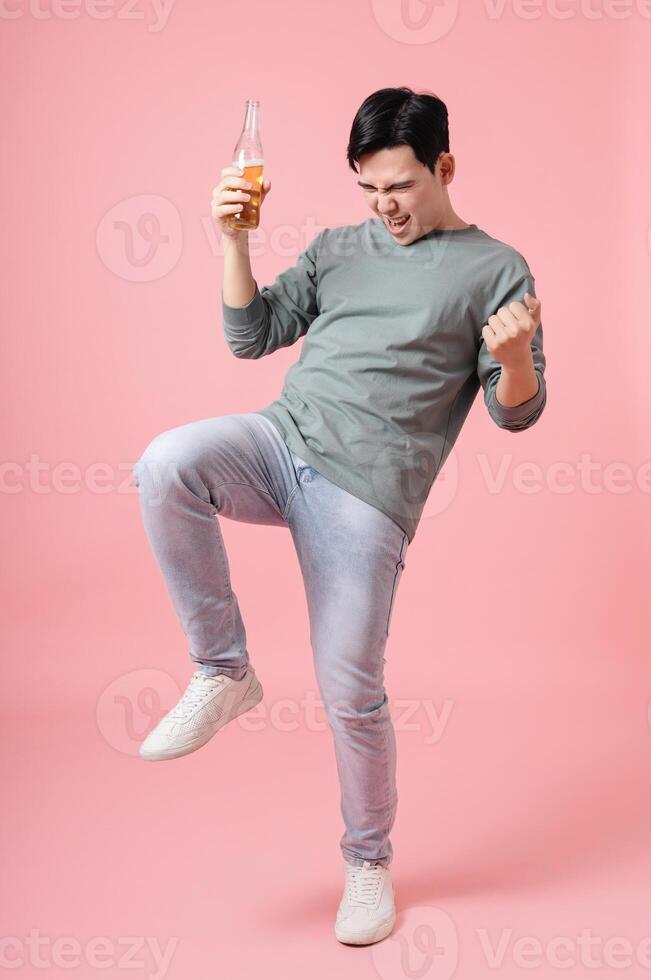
[356, 144, 448, 246]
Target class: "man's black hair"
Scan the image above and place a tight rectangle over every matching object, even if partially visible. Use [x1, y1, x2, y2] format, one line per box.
[347, 86, 450, 176]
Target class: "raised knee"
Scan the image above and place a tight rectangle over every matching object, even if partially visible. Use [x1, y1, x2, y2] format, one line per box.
[133, 429, 195, 489]
[133, 431, 168, 484]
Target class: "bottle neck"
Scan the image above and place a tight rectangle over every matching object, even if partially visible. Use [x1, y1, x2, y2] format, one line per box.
[242, 102, 260, 136]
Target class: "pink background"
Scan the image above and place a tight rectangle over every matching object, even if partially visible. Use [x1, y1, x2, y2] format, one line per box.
[3, 2, 651, 977]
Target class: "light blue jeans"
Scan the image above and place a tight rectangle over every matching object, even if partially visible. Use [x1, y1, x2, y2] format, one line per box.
[132, 412, 408, 868]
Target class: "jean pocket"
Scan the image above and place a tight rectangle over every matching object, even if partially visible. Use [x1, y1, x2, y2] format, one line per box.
[289, 449, 317, 483]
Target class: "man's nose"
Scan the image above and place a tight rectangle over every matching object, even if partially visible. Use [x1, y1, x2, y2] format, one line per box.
[377, 199, 397, 214]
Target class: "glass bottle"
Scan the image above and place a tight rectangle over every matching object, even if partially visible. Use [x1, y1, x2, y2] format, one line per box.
[227, 99, 264, 232]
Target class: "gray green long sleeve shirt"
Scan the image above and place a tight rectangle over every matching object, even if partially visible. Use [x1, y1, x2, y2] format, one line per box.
[221, 218, 547, 543]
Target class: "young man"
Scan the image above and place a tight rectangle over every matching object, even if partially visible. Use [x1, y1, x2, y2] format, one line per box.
[132, 86, 547, 946]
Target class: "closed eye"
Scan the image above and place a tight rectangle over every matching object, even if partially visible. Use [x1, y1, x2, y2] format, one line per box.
[358, 183, 415, 192]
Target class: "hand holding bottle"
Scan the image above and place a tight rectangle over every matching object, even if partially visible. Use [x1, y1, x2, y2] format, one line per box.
[211, 166, 271, 241]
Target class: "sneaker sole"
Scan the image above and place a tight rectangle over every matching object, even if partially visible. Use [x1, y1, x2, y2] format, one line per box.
[139, 676, 263, 762]
[335, 911, 396, 945]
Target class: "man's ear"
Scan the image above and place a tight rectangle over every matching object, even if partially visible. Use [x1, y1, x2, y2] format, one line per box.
[439, 153, 455, 184]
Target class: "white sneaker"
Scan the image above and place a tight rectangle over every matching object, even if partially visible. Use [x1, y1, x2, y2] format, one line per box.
[139, 667, 263, 761]
[335, 860, 396, 945]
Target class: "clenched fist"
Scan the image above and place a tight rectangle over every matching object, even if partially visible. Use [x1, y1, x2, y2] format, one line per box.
[481, 292, 542, 369]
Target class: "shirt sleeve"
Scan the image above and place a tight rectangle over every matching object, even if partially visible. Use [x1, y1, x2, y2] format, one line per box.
[476, 269, 547, 431]
[221, 229, 325, 359]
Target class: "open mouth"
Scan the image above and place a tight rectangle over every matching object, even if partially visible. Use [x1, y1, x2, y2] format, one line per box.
[385, 214, 411, 234]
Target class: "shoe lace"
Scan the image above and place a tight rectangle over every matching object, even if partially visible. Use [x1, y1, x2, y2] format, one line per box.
[168, 672, 227, 722]
[346, 863, 384, 907]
